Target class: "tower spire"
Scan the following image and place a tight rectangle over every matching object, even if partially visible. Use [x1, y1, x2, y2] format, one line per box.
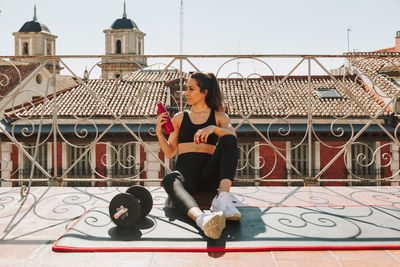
[33, 4, 37, 21]
[123, 1, 127, 18]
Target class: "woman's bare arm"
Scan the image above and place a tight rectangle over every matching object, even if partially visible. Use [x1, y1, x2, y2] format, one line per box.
[193, 112, 236, 143]
[156, 112, 182, 159]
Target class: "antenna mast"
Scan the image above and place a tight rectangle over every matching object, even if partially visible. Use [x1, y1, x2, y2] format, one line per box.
[180, 0, 184, 55]
[237, 42, 240, 76]
[347, 27, 351, 52]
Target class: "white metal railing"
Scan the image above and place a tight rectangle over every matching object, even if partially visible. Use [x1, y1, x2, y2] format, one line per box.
[1, 54, 400, 198]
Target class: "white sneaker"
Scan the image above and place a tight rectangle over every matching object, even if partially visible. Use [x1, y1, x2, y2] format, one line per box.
[196, 211, 226, 239]
[211, 192, 241, 221]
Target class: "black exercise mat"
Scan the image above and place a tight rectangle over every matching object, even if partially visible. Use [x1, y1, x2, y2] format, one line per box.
[53, 205, 400, 252]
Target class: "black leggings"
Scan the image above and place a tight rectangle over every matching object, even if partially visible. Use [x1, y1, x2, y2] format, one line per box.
[162, 134, 238, 213]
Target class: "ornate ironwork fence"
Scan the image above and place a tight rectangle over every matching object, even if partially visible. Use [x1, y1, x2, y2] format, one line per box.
[1, 54, 400, 198]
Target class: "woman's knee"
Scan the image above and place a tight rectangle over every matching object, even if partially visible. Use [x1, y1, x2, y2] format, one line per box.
[219, 134, 237, 146]
[161, 171, 184, 191]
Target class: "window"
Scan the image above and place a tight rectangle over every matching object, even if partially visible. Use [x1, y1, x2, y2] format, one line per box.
[67, 146, 93, 178]
[291, 142, 309, 176]
[169, 154, 178, 171]
[315, 88, 342, 99]
[46, 42, 52, 55]
[23, 143, 48, 179]
[35, 74, 42, 84]
[23, 42, 29, 55]
[116, 40, 121, 54]
[110, 143, 137, 178]
[289, 142, 315, 185]
[235, 143, 257, 185]
[350, 143, 377, 182]
[138, 39, 142, 54]
[395, 98, 400, 114]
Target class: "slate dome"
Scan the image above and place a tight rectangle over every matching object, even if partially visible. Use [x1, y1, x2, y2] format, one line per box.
[18, 20, 51, 33]
[111, 17, 138, 30]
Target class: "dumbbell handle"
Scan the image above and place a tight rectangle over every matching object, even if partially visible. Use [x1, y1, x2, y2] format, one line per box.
[114, 206, 128, 219]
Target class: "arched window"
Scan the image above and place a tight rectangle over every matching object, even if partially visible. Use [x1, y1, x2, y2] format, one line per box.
[138, 39, 141, 55]
[47, 42, 52, 55]
[116, 40, 121, 54]
[23, 42, 29, 55]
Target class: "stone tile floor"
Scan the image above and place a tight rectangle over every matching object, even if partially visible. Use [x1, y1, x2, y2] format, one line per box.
[2, 186, 400, 266]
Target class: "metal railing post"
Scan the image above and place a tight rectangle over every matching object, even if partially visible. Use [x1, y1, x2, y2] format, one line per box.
[306, 58, 314, 186]
[51, 59, 58, 186]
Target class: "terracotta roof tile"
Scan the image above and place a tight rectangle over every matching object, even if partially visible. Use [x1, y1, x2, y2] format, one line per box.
[347, 52, 400, 99]
[0, 62, 39, 97]
[375, 47, 397, 53]
[220, 76, 388, 117]
[124, 70, 190, 82]
[56, 75, 79, 89]
[4, 70, 390, 120]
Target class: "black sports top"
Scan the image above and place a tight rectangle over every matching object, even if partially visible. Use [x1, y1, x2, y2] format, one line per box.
[177, 109, 219, 146]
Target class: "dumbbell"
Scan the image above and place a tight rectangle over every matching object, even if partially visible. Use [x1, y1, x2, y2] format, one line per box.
[109, 185, 153, 228]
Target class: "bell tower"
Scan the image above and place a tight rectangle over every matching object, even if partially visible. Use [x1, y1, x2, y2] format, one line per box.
[12, 5, 60, 73]
[100, 2, 147, 79]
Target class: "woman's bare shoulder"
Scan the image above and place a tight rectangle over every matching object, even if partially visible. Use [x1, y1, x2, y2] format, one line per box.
[172, 111, 185, 126]
[215, 110, 230, 120]
[172, 111, 184, 120]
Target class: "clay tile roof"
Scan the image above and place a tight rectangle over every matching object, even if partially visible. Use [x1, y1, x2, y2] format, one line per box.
[124, 70, 190, 82]
[5, 75, 169, 119]
[0, 62, 39, 97]
[346, 52, 400, 99]
[375, 47, 397, 53]
[4, 71, 390, 120]
[56, 75, 79, 89]
[221, 75, 390, 117]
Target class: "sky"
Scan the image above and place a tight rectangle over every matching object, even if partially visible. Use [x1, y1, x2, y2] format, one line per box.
[1, 0, 400, 78]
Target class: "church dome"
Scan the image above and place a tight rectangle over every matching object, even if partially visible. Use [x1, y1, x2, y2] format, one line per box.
[18, 5, 51, 33]
[19, 20, 51, 33]
[110, 2, 139, 30]
[111, 17, 138, 30]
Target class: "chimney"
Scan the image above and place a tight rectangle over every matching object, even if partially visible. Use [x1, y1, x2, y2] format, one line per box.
[396, 31, 400, 52]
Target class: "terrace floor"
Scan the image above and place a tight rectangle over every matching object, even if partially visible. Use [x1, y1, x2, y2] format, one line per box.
[2, 186, 400, 266]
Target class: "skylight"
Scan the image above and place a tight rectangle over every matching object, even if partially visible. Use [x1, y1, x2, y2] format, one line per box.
[315, 88, 342, 99]
[391, 78, 400, 88]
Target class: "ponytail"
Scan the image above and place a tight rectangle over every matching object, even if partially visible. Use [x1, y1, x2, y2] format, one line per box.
[190, 72, 225, 112]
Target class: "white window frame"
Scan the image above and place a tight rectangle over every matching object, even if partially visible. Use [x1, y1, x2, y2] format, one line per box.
[67, 146, 93, 178]
[110, 143, 137, 177]
[236, 142, 256, 181]
[23, 143, 48, 178]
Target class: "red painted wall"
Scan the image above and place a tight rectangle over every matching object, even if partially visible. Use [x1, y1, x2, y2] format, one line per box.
[319, 141, 346, 186]
[158, 151, 165, 179]
[259, 141, 287, 186]
[95, 143, 107, 186]
[140, 145, 147, 186]
[51, 142, 63, 175]
[11, 144, 18, 179]
[380, 141, 392, 186]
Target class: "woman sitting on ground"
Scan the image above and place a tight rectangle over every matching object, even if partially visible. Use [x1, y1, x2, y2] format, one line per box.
[156, 72, 240, 240]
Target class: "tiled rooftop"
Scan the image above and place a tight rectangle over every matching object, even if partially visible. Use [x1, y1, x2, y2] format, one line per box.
[2, 186, 400, 266]
[6, 79, 168, 118]
[348, 53, 400, 99]
[0, 62, 39, 97]
[55, 75, 79, 90]
[124, 69, 190, 82]
[4, 71, 391, 120]
[220, 76, 390, 117]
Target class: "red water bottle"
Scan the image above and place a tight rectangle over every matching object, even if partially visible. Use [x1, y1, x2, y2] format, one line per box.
[157, 102, 174, 134]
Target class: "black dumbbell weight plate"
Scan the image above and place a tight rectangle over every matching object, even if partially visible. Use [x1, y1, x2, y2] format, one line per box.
[126, 185, 153, 218]
[109, 193, 141, 228]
